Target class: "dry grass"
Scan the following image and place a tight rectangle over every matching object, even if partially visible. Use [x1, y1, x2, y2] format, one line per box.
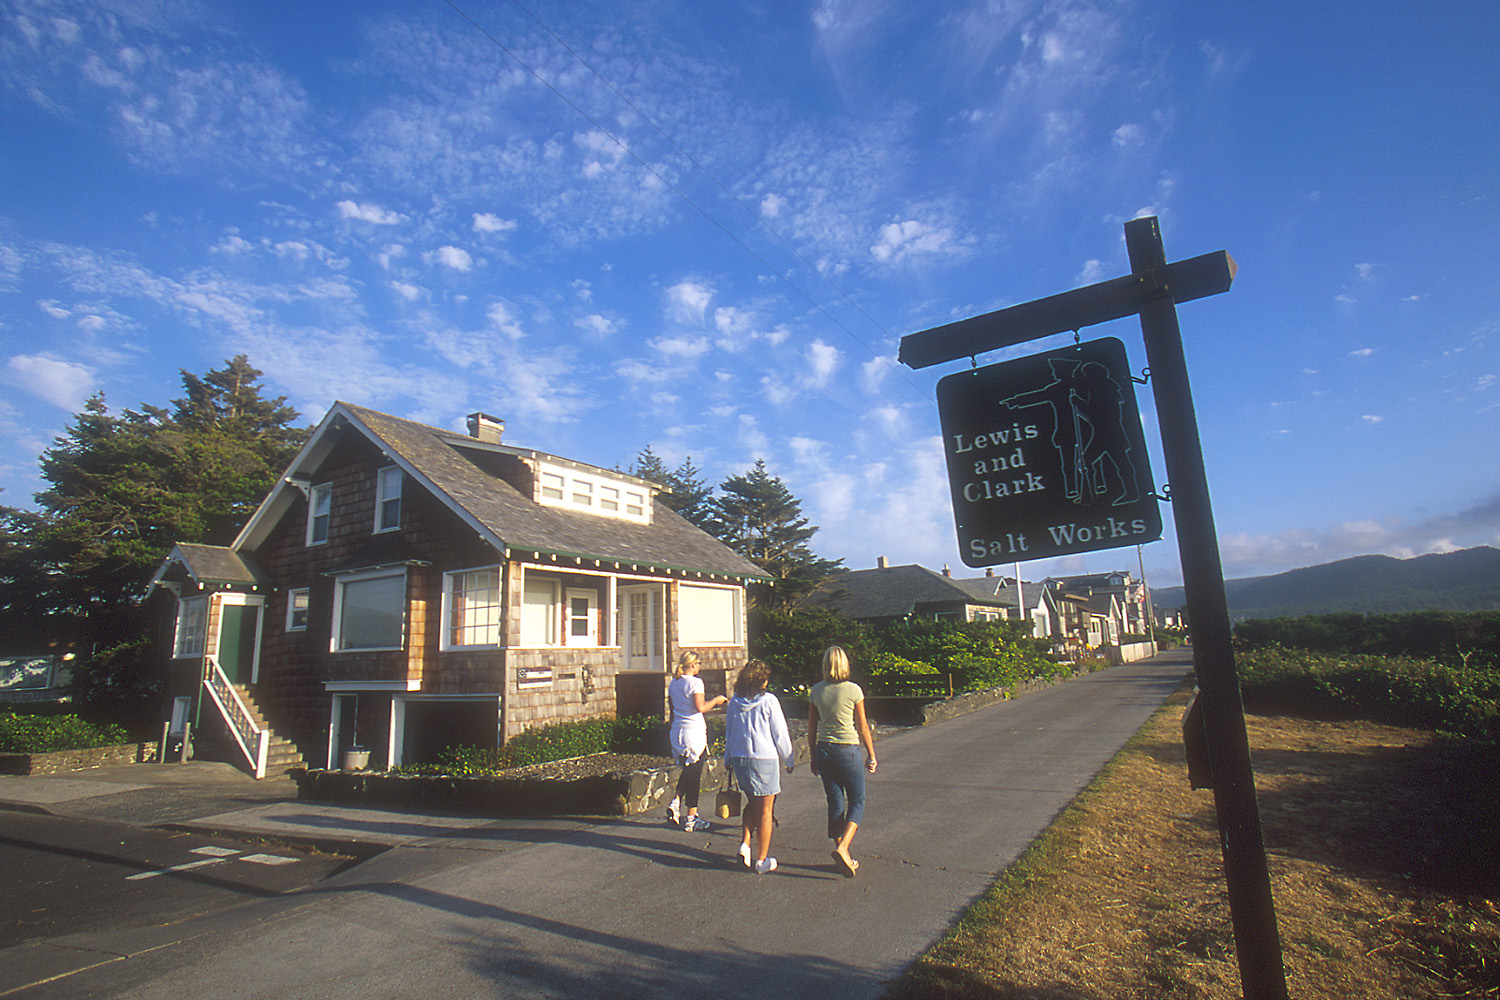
[887, 686, 1500, 999]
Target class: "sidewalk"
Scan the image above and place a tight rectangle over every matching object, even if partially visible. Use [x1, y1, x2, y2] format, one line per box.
[1, 652, 1194, 1000]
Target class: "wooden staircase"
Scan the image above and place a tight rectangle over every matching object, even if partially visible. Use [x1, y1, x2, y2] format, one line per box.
[230, 684, 308, 775]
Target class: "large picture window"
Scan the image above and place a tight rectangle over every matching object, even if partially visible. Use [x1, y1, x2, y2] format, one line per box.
[173, 596, 207, 658]
[444, 567, 502, 648]
[332, 568, 406, 651]
[678, 584, 742, 645]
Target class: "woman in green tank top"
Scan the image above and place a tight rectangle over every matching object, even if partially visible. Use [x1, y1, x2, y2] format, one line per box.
[808, 645, 877, 877]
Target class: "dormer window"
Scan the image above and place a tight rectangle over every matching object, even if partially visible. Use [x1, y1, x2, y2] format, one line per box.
[375, 466, 402, 533]
[535, 463, 650, 524]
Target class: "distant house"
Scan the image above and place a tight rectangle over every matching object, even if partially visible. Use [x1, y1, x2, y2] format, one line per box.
[810, 559, 1056, 636]
[145, 403, 767, 777]
[809, 560, 1020, 625]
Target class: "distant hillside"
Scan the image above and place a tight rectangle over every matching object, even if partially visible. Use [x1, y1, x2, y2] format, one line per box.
[1150, 546, 1500, 620]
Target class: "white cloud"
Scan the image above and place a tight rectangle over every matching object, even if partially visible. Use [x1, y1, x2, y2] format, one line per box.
[804, 338, 841, 387]
[869, 218, 962, 264]
[427, 246, 474, 271]
[472, 212, 517, 235]
[4, 354, 96, 412]
[337, 200, 404, 225]
[666, 280, 713, 326]
[651, 334, 711, 359]
[760, 193, 785, 218]
[390, 281, 423, 302]
[485, 300, 525, 339]
[1349, 348, 1375, 358]
[1361, 414, 1384, 423]
[575, 314, 616, 336]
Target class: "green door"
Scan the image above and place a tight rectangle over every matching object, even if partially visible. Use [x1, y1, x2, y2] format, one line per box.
[218, 604, 260, 684]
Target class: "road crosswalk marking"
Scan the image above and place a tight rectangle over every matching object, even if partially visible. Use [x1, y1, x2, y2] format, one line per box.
[125, 846, 298, 879]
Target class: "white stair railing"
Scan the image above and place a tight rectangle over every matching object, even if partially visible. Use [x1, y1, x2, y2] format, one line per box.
[203, 656, 270, 779]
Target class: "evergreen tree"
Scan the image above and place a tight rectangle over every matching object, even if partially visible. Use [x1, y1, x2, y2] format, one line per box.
[628, 447, 714, 529]
[1, 358, 309, 721]
[704, 459, 843, 610]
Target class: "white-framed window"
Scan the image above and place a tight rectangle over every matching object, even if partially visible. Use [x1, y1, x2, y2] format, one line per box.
[173, 596, 208, 658]
[565, 588, 599, 646]
[678, 583, 742, 645]
[332, 568, 406, 652]
[520, 576, 559, 646]
[374, 466, 402, 533]
[307, 483, 331, 545]
[443, 566, 502, 649]
[534, 463, 649, 525]
[286, 588, 310, 632]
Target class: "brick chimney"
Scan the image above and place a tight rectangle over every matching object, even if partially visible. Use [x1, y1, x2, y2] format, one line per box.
[466, 412, 504, 443]
[942, 564, 951, 577]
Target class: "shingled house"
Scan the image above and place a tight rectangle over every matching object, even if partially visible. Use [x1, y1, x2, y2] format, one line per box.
[145, 402, 767, 777]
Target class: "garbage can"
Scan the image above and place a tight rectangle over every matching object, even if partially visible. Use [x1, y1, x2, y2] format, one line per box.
[342, 746, 370, 771]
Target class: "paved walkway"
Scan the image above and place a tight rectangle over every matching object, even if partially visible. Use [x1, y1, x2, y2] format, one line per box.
[0, 652, 1192, 999]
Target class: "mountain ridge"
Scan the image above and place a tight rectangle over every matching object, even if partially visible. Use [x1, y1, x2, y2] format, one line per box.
[1149, 546, 1500, 620]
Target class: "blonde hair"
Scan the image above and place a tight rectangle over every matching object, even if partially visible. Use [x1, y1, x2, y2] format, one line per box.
[821, 645, 851, 683]
[674, 651, 700, 678]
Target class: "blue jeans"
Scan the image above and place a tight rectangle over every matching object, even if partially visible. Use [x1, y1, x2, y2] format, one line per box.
[815, 742, 866, 838]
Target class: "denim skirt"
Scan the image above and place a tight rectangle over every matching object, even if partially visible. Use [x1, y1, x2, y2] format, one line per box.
[728, 756, 781, 797]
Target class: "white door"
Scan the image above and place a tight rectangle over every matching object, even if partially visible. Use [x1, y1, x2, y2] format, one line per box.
[619, 585, 664, 670]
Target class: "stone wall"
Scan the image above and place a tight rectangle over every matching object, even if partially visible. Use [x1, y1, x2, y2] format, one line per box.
[0, 742, 161, 775]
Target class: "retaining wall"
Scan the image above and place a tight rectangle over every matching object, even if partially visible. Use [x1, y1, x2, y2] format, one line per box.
[0, 742, 161, 776]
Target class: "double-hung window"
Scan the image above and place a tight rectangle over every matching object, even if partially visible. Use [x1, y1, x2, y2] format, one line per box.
[444, 567, 502, 648]
[375, 466, 401, 533]
[307, 483, 331, 545]
[332, 568, 406, 652]
[173, 597, 207, 658]
[286, 588, 310, 632]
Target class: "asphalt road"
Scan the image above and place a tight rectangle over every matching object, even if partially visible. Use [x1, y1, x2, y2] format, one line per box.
[0, 810, 354, 949]
[2, 652, 1193, 1000]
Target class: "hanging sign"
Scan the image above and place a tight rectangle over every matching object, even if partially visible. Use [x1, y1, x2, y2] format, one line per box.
[936, 336, 1161, 566]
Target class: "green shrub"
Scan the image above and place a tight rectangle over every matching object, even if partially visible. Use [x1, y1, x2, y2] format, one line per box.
[1236, 646, 1500, 739]
[392, 714, 672, 776]
[0, 710, 129, 753]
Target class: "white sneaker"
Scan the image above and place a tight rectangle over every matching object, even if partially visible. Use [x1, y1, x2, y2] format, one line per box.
[753, 856, 777, 875]
[737, 842, 752, 869]
[667, 797, 681, 826]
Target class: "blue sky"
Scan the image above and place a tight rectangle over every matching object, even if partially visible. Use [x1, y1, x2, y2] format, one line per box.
[2, 0, 1496, 588]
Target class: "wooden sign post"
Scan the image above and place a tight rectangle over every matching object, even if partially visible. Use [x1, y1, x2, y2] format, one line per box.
[901, 216, 1289, 1000]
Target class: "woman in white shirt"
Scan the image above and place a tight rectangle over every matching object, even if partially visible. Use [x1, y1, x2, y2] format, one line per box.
[725, 659, 795, 874]
[667, 652, 726, 832]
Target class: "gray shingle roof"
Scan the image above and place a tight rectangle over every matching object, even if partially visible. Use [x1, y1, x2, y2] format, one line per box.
[341, 404, 767, 580]
[811, 563, 1012, 619]
[166, 543, 271, 587]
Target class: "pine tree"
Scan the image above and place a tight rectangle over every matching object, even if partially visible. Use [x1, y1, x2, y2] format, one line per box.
[704, 459, 842, 610]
